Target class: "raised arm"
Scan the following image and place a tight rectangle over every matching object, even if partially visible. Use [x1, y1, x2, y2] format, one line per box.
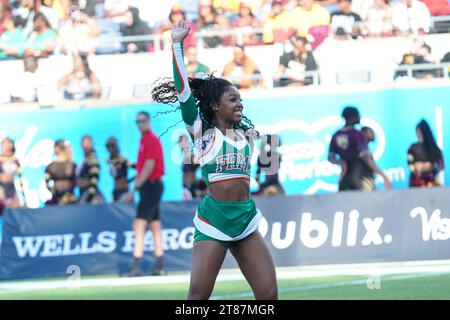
[171, 21, 200, 137]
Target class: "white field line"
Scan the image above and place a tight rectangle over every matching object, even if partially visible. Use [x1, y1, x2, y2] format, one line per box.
[1, 262, 450, 295]
[211, 272, 448, 300]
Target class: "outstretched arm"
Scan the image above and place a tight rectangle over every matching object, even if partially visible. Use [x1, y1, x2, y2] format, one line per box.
[171, 21, 200, 137]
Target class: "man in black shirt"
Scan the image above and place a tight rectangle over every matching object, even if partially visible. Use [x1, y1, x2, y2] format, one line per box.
[330, 0, 362, 39]
[328, 107, 391, 192]
[274, 36, 318, 87]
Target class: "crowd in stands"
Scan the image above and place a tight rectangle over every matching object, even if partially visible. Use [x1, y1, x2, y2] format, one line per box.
[1, 0, 448, 59]
[0, 0, 449, 98]
[395, 38, 450, 80]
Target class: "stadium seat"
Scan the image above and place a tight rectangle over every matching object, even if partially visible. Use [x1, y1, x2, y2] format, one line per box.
[336, 70, 371, 84]
[95, 19, 124, 55]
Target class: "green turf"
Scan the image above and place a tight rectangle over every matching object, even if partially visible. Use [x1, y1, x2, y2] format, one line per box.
[1, 273, 450, 300]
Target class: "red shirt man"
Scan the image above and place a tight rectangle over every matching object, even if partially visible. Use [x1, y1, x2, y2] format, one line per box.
[123, 111, 166, 277]
[136, 129, 165, 181]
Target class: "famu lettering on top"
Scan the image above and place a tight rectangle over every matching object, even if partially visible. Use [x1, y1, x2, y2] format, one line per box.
[215, 153, 251, 173]
[258, 210, 394, 249]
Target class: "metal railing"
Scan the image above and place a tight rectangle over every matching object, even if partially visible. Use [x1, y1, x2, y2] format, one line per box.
[95, 27, 265, 52]
[93, 16, 450, 53]
[431, 15, 450, 31]
[395, 62, 450, 79]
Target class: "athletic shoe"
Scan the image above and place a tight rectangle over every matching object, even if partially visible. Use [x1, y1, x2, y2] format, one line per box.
[124, 266, 144, 277]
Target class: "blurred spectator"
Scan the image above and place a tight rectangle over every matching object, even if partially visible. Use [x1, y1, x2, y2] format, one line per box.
[197, 0, 230, 48]
[274, 35, 317, 86]
[121, 6, 152, 53]
[291, 0, 331, 49]
[104, 0, 130, 23]
[58, 55, 102, 100]
[0, 138, 24, 212]
[361, 126, 375, 144]
[106, 137, 133, 202]
[0, 2, 12, 36]
[73, 0, 98, 17]
[330, 0, 362, 39]
[413, 42, 439, 78]
[254, 134, 284, 196]
[78, 135, 104, 204]
[213, 0, 241, 14]
[328, 106, 391, 192]
[45, 139, 77, 206]
[155, 4, 196, 49]
[247, 0, 273, 21]
[25, 12, 57, 57]
[350, 0, 373, 19]
[395, 42, 438, 80]
[262, 0, 295, 44]
[57, 6, 99, 55]
[42, 0, 71, 20]
[10, 56, 42, 102]
[104, 0, 157, 52]
[185, 46, 210, 77]
[392, 0, 431, 35]
[0, 15, 27, 59]
[231, 2, 261, 45]
[362, 0, 393, 37]
[394, 51, 416, 79]
[222, 46, 263, 89]
[131, 0, 179, 30]
[415, 42, 435, 63]
[22, 0, 60, 35]
[407, 119, 444, 188]
[291, 0, 331, 36]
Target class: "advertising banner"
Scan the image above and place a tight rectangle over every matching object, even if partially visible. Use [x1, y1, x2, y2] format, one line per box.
[1, 188, 449, 280]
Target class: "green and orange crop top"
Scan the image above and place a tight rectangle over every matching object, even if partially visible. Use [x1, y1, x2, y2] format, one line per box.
[172, 42, 252, 186]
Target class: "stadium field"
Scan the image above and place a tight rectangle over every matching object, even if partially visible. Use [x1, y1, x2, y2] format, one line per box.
[1, 261, 450, 300]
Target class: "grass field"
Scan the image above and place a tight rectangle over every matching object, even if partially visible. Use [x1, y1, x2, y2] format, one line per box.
[1, 261, 450, 300]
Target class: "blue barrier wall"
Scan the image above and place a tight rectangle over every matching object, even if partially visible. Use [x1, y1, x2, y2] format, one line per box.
[0, 85, 448, 207]
[2, 188, 450, 280]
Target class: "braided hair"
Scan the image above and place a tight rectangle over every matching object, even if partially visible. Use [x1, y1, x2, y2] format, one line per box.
[151, 74, 258, 136]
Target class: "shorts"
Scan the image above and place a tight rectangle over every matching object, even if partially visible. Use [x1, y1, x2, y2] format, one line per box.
[137, 180, 163, 222]
[193, 194, 261, 245]
[46, 190, 76, 206]
[339, 161, 375, 192]
[339, 176, 375, 192]
[0, 183, 16, 201]
[113, 189, 128, 202]
[194, 228, 249, 249]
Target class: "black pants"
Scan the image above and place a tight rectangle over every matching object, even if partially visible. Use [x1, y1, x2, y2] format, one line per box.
[339, 161, 375, 192]
[137, 180, 163, 222]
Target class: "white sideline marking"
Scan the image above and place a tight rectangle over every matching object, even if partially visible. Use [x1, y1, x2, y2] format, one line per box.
[1, 261, 450, 295]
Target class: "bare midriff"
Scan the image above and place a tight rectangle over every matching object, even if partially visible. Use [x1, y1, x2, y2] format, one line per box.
[208, 180, 250, 202]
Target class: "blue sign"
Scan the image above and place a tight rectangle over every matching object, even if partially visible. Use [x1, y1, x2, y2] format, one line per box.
[2, 188, 450, 280]
[0, 85, 448, 208]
